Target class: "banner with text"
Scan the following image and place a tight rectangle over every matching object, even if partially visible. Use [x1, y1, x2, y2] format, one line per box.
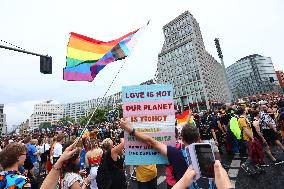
[122, 84, 175, 165]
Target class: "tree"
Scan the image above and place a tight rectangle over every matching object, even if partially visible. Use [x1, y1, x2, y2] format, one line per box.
[115, 103, 123, 119]
[89, 107, 110, 125]
[78, 116, 89, 126]
[59, 116, 75, 126]
[39, 122, 51, 131]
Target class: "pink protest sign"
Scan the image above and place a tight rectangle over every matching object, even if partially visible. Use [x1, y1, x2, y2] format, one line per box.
[123, 84, 175, 165]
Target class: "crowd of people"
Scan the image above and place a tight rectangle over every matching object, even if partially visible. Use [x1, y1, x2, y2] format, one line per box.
[0, 94, 284, 189]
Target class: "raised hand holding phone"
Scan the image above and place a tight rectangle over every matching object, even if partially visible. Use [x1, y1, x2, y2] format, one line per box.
[186, 143, 215, 179]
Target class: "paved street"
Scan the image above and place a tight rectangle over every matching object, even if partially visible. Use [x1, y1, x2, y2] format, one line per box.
[236, 146, 284, 189]
[127, 145, 284, 189]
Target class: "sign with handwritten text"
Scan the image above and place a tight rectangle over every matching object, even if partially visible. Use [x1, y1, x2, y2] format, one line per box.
[123, 84, 175, 165]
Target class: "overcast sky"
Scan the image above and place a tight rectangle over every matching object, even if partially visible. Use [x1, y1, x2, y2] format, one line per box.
[1, 0, 283, 128]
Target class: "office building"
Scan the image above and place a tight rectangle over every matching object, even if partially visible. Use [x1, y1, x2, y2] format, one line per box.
[29, 101, 64, 128]
[155, 11, 230, 110]
[226, 54, 280, 100]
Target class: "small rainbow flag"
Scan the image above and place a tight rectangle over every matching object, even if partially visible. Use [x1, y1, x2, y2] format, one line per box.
[176, 109, 191, 124]
[63, 24, 147, 81]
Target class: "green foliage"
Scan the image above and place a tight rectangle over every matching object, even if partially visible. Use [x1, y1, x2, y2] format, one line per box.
[89, 107, 110, 125]
[59, 116, 75, 126]
[39, 122, 51, 130]
[115, 103, 123, 118]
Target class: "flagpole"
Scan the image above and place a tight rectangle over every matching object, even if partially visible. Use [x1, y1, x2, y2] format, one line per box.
[76, 21, 150, 142]
[77, 59, 127, 140]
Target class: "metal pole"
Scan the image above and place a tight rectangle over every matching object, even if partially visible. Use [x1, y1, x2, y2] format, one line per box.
[0, 44, 50, 58]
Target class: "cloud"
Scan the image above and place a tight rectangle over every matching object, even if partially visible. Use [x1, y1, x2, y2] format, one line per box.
[4, 100, 50, 128]
[1, 0, 284, 127]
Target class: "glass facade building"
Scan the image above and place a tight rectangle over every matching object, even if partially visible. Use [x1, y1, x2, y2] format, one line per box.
[155, 11, 230, 110]
[226, 54, 280, 100]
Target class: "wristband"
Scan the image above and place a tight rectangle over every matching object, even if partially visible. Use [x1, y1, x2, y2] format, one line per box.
[84, 182, 90, 187]
[52, 165, 61, 171]
[130, 128, 136, 136]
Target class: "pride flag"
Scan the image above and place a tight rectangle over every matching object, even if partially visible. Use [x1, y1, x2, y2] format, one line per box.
[176, 109, 192, 124]
[63, 24, 147, 81]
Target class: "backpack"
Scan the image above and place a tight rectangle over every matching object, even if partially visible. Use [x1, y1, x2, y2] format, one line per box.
[96, 150, 112, 189]
[248, 137, 265, 165]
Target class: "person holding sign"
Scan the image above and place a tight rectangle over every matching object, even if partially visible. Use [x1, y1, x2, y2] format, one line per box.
[120, 118, 199, 188]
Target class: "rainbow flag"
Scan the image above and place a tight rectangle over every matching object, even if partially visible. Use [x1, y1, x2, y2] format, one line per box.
[176, 109, 193, 124]
[63, 24, 147, 81]
[176, 109, 189, 124]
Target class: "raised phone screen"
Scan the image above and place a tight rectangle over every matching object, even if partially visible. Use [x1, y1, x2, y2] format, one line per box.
[195, 144, 215, 178]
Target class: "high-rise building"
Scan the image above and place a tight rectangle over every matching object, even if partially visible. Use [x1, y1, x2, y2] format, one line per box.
[0, 104, 7, 136]
[276, 70, 284, 91]
[226, 54, 280, 100]
[155, 11, 230, 110]
[64, 91, 122, 121]
[29, 101, 64, 128]
[64, 101, 87, 121]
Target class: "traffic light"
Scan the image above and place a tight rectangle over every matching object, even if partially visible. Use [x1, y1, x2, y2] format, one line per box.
[40, 56, 52, 74]
[214, 38, 223, 59]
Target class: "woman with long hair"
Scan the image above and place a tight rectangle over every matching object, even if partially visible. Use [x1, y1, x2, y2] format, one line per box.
[85, 137, 103, 189]
[61, 141, 90, 189]
[97, 137, 126, 189]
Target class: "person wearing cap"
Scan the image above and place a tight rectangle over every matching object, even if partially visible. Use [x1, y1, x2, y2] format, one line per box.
[259, 105, 284, 152]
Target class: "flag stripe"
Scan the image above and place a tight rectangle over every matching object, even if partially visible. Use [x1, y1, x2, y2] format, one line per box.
[68, 36, 113, 54]
[64, 64, 91, 74]
[177, 117, 188, 124]
[176, 110, 189, 119]
[70, 30, 138, 45]
[66, 57, 98, 67]
[67, 47, 104, 61]
[63, 71, 93, 81]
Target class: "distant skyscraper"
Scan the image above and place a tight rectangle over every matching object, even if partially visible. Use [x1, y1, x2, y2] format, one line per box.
[226, 54, 281, 100]
[0, 104, 7, 136]
[155, 11, 230, 110]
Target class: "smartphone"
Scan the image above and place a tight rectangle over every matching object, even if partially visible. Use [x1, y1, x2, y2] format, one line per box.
[187, 143, 215, 179]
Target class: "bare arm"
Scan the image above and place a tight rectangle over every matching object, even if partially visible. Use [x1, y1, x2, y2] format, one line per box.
[85, 152, 89, 168]
[120, 118, 167, 156]
[211, 129, 217, 141]
[243, 128, 254, 141]
[172, 167, 196, 189]
[111, 138, 125, 161]
[267, 122, 277, 131]
[70, 181, 89, 189]
[40, 140, 78, 189]
[217, 120, 226, 134]
[253, 121, 267, 143]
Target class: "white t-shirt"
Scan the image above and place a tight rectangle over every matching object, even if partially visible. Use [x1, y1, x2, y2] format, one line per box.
[62, 172, 83, 189]
[41, 143, 50, 153]
[53, 143, 63, 158]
